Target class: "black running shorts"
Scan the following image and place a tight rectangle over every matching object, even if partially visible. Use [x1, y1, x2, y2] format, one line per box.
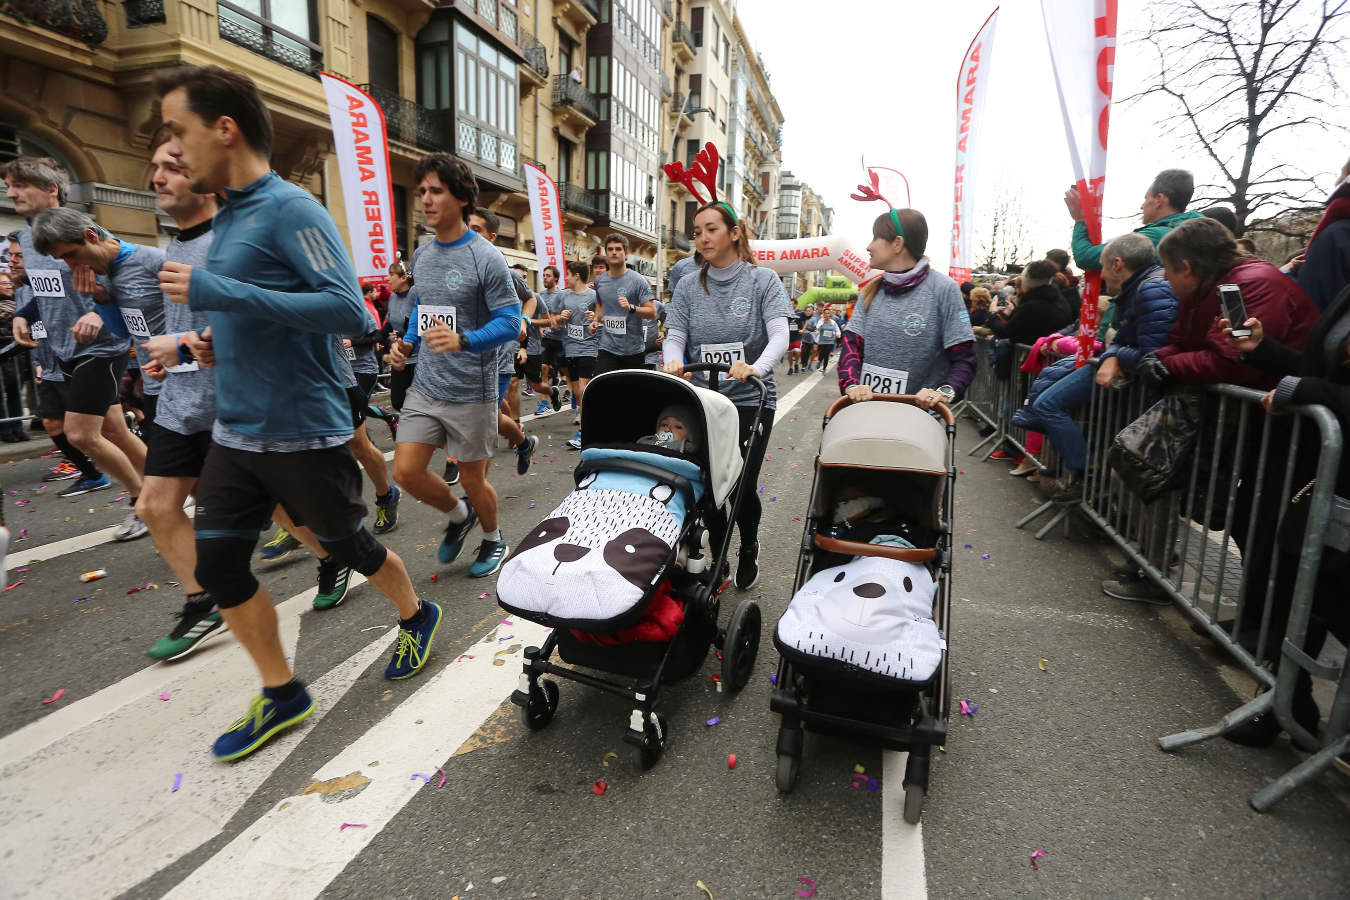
[145, 426, 212, 479]
[566, 355, 597, 380]
[193, 443, 367, 542]
[60, 354, 128, 416]
[514, 354, 543, 384]
[35, 379, 68, 421]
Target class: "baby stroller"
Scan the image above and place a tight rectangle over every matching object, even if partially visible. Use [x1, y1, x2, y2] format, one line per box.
[769, 394, 956, 823]
[497, 365, 767, 769]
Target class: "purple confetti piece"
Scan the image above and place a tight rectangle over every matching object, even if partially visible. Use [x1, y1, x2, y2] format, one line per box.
[964, 544, 972, 549]
[171, 773, 182, 793]
[769, 497, 777, 502]
[866, 777, 879, 792]
[769, 674, 777, 685]
[411, 773, 430, 782]
[705, 716, 720, 727]
[528, 503, 536, 509]
[498, 634, 515, 643]
[339, 823, 368, 831]
[981, 553, 990, 560]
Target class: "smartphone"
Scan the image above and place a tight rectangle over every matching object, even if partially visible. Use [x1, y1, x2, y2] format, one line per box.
[1218, 284, 1251, 338]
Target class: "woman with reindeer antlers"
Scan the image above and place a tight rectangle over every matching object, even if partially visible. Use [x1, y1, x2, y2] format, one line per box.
[838, 176, 977, 411]
[662, 142, 795, 592]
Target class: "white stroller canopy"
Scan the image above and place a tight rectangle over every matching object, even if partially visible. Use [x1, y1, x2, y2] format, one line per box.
[819, 401, 947, 475]
[584, 369, 746, 506]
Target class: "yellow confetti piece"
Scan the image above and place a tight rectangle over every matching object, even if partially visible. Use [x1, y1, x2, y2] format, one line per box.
[1038, 658, 1049, 672]
[491, 644, 522, 665]
[601, 751, 618, 767]
[696, 880, 714, 900]
[853, 764, 866, 774]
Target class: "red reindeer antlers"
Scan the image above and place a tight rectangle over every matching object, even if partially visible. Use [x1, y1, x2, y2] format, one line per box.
[664, 142, 720, 205]
[850, 169, 890, 206]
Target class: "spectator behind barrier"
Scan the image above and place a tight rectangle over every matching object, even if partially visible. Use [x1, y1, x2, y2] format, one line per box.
[969, 287, 992, 327]
[1065, 169, 1204, 271]
[1139, 218, 1319, 390]
[986, 259, 1075, 345]
[1296, 154, 1350, 311]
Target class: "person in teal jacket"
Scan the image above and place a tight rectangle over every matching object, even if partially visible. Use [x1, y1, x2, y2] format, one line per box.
[1064, 169, 1205, 271]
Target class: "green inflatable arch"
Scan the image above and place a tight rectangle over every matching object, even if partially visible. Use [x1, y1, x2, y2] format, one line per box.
[795, 275, 857, 310]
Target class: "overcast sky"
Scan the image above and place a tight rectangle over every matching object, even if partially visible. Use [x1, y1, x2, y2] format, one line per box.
[735, 0, 1347, 272]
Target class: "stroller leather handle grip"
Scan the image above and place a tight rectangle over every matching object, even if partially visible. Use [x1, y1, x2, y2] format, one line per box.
[825, 393, 956, 425]
[680, 362, 769, 403]
[814, 533, 938, 564]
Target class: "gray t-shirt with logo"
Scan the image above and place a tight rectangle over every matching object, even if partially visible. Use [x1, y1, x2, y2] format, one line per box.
[667, 255, 699, 296]
[156, 225, 217, 435]
[667, 261, 792, 409]
[643, 300, 666, 367]
[844, 270, 974, 394]
[19, 227, 129, 363]
[408, 231, 518, 403]
[386, 289, 418, 364]
[560, 288, 600, 358]
[109, 242, 167, 396]
[539, 289, 565, 341]
[595, 269, 653, 357]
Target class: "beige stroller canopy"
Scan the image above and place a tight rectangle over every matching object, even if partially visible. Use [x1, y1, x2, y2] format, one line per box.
[819, 401, 947, 475]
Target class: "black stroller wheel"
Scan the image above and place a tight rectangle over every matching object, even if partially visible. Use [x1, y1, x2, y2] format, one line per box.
[519, 679, 559, 731]
[903, 783, 925, 824]
[721, 600, 761, 691]
[775, 753, 800, 793]
[637, 713, 668, 770]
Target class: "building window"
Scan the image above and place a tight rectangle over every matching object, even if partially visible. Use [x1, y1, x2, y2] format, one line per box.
[393, 184, 409, 261]
[722, 37, 730, 73]
[586, 150, 608, 190]
[416, 17, 519, 175]
[217, 1, 322, 75]
[690, 6, 703, 46]
[367, 15, 399, 95]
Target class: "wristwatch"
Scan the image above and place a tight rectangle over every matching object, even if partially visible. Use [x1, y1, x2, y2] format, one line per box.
[458, 330, 472, 351]
[936, 385, 956, 403]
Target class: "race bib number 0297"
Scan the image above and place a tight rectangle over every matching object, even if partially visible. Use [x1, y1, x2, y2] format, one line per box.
[417, 305, 457, 334]
[701, 341, 745, 368]
[29, 270, 65, 298]
[860, 363, 908, 395]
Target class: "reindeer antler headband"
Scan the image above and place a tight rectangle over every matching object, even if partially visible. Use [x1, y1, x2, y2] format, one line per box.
[850, 168, 906, 240]
[664, 142, 738, 224]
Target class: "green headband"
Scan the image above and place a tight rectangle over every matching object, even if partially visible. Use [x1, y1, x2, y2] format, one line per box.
[889, 208, 906, 240]
[716, 201, 739, 224]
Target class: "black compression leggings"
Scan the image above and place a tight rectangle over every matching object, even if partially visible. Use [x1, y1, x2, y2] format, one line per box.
[734, 404, 775, 547]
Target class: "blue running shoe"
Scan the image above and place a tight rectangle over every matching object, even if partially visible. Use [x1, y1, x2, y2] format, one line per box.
[57, 474, 111, 498]
[534, 400, 551, 416]
[373, 485, 401, 535]
[212, 687, 314, 761]
[468, 538, 509, 578]
[515, 434, 538, 476]
[385, 600, 442, 679]
[438, 497, 478, 564]
[566, 431, 582, 450]
[258, 528, 301, 562]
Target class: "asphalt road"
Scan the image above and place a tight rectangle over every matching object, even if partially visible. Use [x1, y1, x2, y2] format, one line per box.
[2, 366, 1347, 900]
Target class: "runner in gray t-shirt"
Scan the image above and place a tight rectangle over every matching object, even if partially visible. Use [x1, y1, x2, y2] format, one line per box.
[592, 235, 655, 375]
[557, 259, 600, 449]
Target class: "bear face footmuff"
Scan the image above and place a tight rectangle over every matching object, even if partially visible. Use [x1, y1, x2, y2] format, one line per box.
[775, 556, 942, 684]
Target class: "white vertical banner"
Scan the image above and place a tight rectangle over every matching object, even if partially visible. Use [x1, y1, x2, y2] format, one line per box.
[319, 72, 397, 285]
[523, 161, 564, 273]
[949, 7, 999, 283]
[1040, 0, 1118, 364]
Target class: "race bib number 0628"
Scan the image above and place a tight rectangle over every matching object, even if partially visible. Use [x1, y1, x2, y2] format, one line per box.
[417, 305, 457, 334]
[701, 341, 745, 368]
[860, 363, 908, 395]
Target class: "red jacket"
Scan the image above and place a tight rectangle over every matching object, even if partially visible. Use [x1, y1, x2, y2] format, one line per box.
[1156, 258, 1318, 390]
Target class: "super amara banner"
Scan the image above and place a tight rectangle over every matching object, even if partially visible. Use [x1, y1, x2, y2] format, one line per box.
[320, 72, 397, 285]
[949, 8, 999, 283]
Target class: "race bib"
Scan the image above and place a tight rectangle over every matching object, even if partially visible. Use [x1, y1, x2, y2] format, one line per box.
[417, 305, 457, 334]
[30, 321, 48, 340]
[29, 269, 65, 298]
[701, 341, 745, 368]
[344, 345, 356, 361]
[166, 360, 199, 374]
[603, 314, 627, 335]
[119, 306, 151, 340]
[567, 323, 587, 341]
[861, 362, 909, 395]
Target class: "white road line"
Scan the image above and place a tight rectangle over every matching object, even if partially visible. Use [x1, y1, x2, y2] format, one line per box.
[882, 750, 928, 900]
[166, 619, 551, 900]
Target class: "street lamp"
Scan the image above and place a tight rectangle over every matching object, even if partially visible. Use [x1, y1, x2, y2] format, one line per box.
[655, 92, 713, 298]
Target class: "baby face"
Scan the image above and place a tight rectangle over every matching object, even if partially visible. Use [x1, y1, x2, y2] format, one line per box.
[656, 416, 689, 441]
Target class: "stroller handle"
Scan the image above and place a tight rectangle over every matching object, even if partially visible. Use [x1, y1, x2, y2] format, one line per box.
[825, 393, 956, 425]
[680, 362, 769, 406]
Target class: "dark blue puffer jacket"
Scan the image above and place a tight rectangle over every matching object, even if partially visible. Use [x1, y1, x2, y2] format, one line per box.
[1100, 265, 1178, 372]
[1011, 356, 1078, 429]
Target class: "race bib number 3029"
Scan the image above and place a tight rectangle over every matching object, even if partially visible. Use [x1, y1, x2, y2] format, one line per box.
[701, 341, 745, 368]
[29, 270, 65, 298]
[417, 305, 457, 334]
[860, 362, 909, 395]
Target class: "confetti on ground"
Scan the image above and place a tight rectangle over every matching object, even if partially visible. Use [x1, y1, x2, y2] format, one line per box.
[435, 765, 447, 788]
[528, 503, 536, 509]
[492, 645, 521, 665]
[72, 596, 92, 604]
[411, 773, 430, 782]
[478, 592, 490, 599]
[499, 618, 513, 625]
[696, 880, 714, 900]
[601, 751, 618, 767]
[455, 654, 475, 662]
[1038, 658, 1049, 671]
[797, 877, 818, 898]
[705, 716, 720, 727]
[171, 773, 183, 792]
[360, 625, 387, 632]
[430, 574, 439, 582]
[792, 517, 801, 521]
[592, 780, 607, 796]
[964, 544, 973, 549]
[158, 692, 171, 701]
[498, 634, 515, 643]
[41, 688, 65, 705]
[126, 582, 159, 594]
[4, 580, 25, 591]
[727, 753, 737, 769]
[339, 823, 368, 831]
[981, 553, 990, 560]
[491, 876, 507, 885]
[769, 674, 777, 685]
[959, 700, 978, 716]
[1030, 849, 1046, 870]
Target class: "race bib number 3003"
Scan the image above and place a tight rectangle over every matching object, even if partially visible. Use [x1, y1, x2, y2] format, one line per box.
[29, 270, 65, 298]
[860, 363, 909, 395]
[701, 341, 745, 368]
[417, 305, 457, 334]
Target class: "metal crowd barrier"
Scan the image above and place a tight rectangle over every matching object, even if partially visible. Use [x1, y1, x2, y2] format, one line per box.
[0, 348, 35, 431]
[965, 335, 1349, 811]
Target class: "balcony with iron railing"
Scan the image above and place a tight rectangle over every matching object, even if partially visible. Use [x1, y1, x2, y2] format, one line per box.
[218, 0, 323, 76]
[672, 20, 695, 59]
[360, 83, 449, 151]
[559, 182, 602, 219]
[661, 226, 691, 251]
[518, 28, 549, 81]
[660, 0, 673, 21]
[124, 0, 165, 27]
[743, 177, 765, 205]
[659, 70, 672, 97]
[4, 0, 108, 45]
[552, 75, 600, 123]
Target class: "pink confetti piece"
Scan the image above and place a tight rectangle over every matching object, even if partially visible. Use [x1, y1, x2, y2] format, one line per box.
[411, 773, 430, 782]
[41, 688, 65, 704]
[158, 692, 171, 701]
[1030, 849, 1046, 870]
[705, 716, 720, 726]
[339, 823, 368, 831]
[498, 618, 513, 625]
[796, 876, 818, 898]
[435, 765, 447, 788]
[171, 773, 182, 792]
[478, 592, 489, 599]
[4, 580, 25, 591]
[959, 700, 978, 716]
[126, 582, 159, 594]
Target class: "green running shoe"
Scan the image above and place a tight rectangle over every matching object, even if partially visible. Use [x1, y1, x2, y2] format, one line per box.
[313, 556, 352, 610]
[147, 599, 225, 661]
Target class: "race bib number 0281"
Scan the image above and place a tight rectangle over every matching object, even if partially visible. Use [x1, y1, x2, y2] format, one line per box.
[860, 363, 908, 395]
[29, 270, 65, 298]
[701, 341, 745, 368]
[417, 305, 457, 334]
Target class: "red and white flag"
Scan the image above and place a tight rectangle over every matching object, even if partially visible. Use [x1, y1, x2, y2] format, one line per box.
[319, 73, 397, 286]
[523, 161, 565, 273]
[949, 8, 1000, 284]
[1041, 0, 1118, 365]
